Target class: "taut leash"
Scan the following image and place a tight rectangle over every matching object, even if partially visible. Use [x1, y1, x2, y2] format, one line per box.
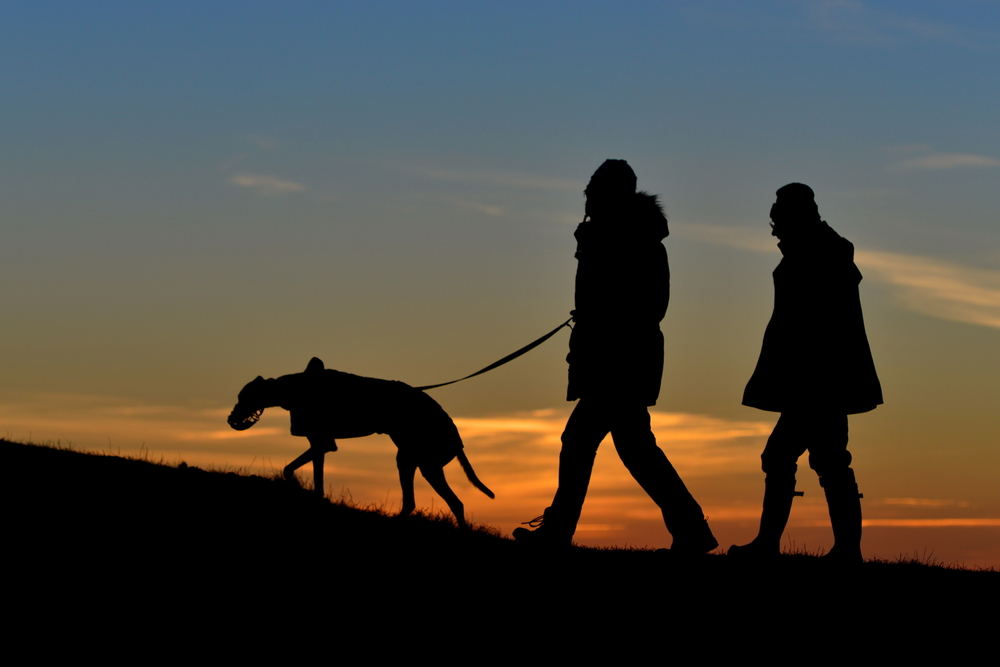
[415, 316, 573, 391]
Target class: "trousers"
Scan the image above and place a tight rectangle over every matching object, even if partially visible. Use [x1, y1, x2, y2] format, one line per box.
[761, 412, 852, 482]
[548, 399, 706, 537]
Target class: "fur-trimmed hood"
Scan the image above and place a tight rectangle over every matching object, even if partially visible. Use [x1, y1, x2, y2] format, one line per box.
[574, 191, 668, 246]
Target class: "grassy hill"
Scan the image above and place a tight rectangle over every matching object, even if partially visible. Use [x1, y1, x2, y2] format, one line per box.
[4, 438, 996, 643]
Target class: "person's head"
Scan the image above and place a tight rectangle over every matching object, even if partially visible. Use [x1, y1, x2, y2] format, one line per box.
[770, 182, 821, 239]
[584, 159, 636, 218]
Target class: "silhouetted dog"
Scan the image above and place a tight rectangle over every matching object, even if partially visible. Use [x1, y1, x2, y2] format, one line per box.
[227, 357, 494, 528]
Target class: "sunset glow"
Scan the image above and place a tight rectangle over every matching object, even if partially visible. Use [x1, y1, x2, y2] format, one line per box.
[6, 393, 998, 564]
[3, 3, 999, 568]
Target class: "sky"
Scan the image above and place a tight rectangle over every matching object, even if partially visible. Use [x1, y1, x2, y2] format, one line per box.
[3, 1, 1000, 567]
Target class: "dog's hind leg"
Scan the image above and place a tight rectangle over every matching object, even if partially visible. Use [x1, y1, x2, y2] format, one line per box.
[397, 452, 417, 517]
[419, 465, 467, 529]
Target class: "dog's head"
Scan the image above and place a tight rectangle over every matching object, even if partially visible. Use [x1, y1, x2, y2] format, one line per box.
[227, 376, 269, 431]
[227, 358, 326, 431]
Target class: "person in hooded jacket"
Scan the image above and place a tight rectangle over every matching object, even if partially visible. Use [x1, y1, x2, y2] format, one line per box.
[513, 160, 718, 553]
[729, 183, 882, 564]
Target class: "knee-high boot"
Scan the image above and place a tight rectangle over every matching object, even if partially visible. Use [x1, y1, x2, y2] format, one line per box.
[820, 469, 863, 564]
[728, 474, 801, 558]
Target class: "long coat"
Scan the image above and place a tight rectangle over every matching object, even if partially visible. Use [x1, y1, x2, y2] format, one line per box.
[742, 222, 883, 414]
[567, 192, 669, 406]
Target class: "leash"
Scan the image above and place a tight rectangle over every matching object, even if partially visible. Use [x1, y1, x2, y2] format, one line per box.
[415, 316, 573, 391]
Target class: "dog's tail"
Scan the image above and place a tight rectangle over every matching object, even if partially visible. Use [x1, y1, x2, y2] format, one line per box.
[456, 450, 495, 499]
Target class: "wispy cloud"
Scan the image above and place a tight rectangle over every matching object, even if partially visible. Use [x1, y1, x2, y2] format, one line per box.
[678, 223, 1000, 331]
[863, 519, 1000, 527]
[676, 2, 995, 53]
[455, 408, 772, 481]
[856, 250, 1000, 330]
[430, 195, 504, 217]
[881, 498, 971, 508]
[672, 222, 775, 253]
[244, 135, 279, 150]
[806, 0, 993, 51]
[893, 153, 1000, 170]
[422, 168, 581, 192]
[229, 173, 306, 196]
[0, 393, 298, 460]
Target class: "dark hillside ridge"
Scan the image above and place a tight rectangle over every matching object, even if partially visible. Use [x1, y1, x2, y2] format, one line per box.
[4, 439, 996, 632]
[3, 438, 514, 562]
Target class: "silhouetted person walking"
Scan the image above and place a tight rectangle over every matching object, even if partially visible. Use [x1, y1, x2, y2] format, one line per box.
[514, 160, 717, 553]
[729, 183, 882, 564]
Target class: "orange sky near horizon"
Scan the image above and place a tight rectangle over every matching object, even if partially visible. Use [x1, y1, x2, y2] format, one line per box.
[5, 393, 998, 568]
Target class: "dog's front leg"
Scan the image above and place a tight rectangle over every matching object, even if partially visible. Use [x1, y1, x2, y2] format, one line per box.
[311, 449, 326, 497]
[284, 447, 316, 482]
[306, 435, 336, 498]
[397, 452, 417, 517]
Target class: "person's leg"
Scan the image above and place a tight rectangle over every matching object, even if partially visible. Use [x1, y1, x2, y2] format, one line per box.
[808, 415, 862, 563]
[729, 413, 808, 557]
[610, 404, 717, 553]
[513, 399, 608, 544]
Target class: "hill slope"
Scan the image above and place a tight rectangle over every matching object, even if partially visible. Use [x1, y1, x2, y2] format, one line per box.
[4, 439, 996, 639]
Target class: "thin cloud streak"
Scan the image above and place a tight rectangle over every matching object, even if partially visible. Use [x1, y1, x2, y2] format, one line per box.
[881, 498, 971, 508]
[800, 518, 1000, 527]
[856, 250, 1000, 330]
[422, 168, 581, 192]
[863, 519, 1000, 527]
[430, 195, 504, 217]
[229, 173, 306, 196]
[0, 392, 302, 466]
[893, 153, 1000, 170]
[806, 0, 993, 51]
[455, 408, 773, 479]
[679, 223, 1000, 331]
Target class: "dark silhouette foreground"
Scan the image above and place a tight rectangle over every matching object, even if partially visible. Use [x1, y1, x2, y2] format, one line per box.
[515, 160, 716, 553]
[732, 183, 883, 564]
[4, 436, 996, 662]
[228, 357, 493, 528]
[4, 439, 994, 638]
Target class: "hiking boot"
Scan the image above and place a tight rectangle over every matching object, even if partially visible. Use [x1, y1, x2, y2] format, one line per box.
[820, 469, 863, 566]
[820, 545, 863, 567]
[512, 511, 572, 548]
[668, 519, 719, 555]
[728, 539, 780, 560]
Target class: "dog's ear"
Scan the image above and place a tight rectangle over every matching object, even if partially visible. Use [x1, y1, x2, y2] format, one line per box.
[238, 376, 267, 402]
[305, 357, 325, 373]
